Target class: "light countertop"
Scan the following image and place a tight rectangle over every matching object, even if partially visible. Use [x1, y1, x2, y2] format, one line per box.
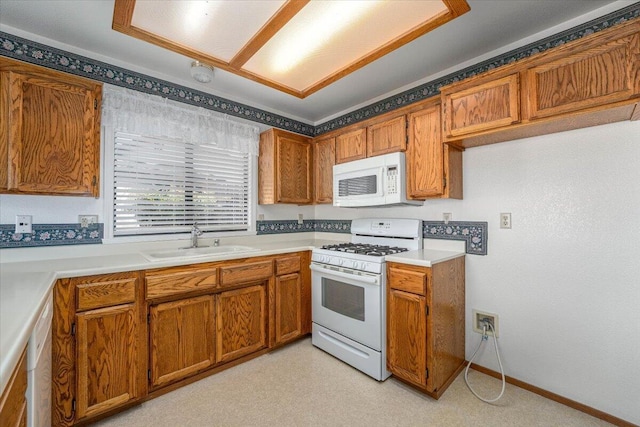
[0, 236, 464, 395]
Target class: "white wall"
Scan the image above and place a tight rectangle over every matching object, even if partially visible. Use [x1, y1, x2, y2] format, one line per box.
[319, 120, 640, 424]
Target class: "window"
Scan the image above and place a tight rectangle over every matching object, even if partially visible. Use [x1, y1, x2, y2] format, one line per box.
[101, 84, 259, 240]
[112, 132, 251, 236]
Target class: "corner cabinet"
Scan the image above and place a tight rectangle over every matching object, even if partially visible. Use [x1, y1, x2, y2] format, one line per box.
[0, 57, 101, 196]
[386, 258, 465, 399]
[53, 272, 146, 426]
[259, 128, 313, 204]
[0, 347, 27, 427]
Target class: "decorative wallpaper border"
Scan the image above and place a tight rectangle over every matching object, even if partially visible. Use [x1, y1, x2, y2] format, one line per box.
[314, 2, 640, 135]
[257, 219, 487, 255]
[0, 32, 315, 137]
[423, 221, 488, 256]
[0, 220, 486, 254]
[0, 223, 104, 248]
[256, 220, 351, 235]
[1, 3, 638, 138]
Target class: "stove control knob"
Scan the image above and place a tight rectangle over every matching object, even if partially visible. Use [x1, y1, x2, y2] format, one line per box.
[338, 259, 345, 266]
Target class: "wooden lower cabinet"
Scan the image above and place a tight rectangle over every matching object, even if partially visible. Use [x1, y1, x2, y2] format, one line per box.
[386, 258, 465, 399]
[273, 272, 302, 345]
[52, 252, 312, 425]
[216, 283, 268, 363]
[75, 304, 138, 419]
[149, 295, 215, 388]
[53, 272, 146, 426]
[0, 347, 27, 427]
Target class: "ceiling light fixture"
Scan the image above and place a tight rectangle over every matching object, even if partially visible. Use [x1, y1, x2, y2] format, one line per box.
[190, 60, 214, 83]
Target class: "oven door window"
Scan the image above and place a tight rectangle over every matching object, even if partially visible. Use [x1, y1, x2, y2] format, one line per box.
[321, 278, 365, 321]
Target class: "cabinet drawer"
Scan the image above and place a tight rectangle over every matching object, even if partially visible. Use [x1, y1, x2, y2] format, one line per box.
[388, 266, 428, 295]
[76, 278, 136, 311]
[276, 255, 301, 276]
[221, 260, 273, 287]
[146, 267, 218, 299]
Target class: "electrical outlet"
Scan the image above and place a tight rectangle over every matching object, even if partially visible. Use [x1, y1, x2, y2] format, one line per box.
[443, 213, 452, 224]
[500, 213, 512, 229]
[15, 215, 32, 234]
[257, 214, 265, 221]
[298, 213, 303, 225]
[79, 215, 98, 228]
[473, 309, 499, 337]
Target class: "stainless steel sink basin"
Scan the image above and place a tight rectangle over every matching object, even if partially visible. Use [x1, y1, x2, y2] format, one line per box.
[142, 245, 260, 261]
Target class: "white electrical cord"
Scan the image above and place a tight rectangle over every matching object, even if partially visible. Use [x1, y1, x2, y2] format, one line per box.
[464, 321, 506, 403]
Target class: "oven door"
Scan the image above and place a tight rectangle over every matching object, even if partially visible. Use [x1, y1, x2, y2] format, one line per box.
[310, 262, 382, 351]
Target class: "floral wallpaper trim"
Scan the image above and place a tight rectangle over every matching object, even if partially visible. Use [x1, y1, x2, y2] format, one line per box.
[1, 3, 638, 139]
[314, 3, 640, 135]
[423, 221, 488, 256]
[256, 220, 351, 235]
[0, 32, 315, 137]
[0, 223, 103, 248]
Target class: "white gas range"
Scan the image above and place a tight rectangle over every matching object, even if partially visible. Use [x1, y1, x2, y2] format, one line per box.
[310, 218, 422, 381]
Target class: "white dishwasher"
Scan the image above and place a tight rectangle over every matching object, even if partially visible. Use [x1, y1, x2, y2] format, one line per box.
[27, 292, 53, 427]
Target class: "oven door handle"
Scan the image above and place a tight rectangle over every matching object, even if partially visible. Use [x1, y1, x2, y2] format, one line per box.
[310, 264, 380, 285]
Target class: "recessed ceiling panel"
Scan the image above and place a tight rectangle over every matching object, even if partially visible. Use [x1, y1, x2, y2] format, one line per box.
[131, 0, 286, 62]
[113, 0, 470, 98]
[243, 1, 449, 90]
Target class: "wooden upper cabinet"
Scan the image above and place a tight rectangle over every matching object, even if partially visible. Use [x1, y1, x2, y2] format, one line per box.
[313, 137, 335, 204]
[441, 73, 520, 140]
[523, 32, 640, 120]
[335, 128, 366, 164]
[406, 105, 462, 200]
[367, 115, 407, 157]
[0, 57, 101, 196]
[259, 128, 312, 204]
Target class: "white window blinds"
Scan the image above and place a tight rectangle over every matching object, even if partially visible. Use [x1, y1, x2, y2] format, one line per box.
[113, 132, 250, 236]
[101, 85, 259, 238]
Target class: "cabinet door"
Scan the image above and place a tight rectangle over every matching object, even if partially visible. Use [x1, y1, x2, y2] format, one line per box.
[0, 348, 27, 427]
[75, 304, 138, 420]
[313, 137, 335, 204]
[387, 288, 427, 388]
[149, 295, 215, 388]
[216, 284, 267, 363]
[276, 134, 313, 204]
[0, 59, 101, 196]
[273, 273, 302, 345]
[367, 116, 406, 157]
[442, 73, 520, 139]
[335, 128, 366, 164]
[406, 107, 444, 199]
[524, 33, 640, 120]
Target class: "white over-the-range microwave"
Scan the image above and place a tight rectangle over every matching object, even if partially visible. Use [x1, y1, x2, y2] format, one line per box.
[333, 151, 422, 207]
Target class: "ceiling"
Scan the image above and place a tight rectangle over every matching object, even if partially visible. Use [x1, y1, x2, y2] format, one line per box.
[113, 0, 469, 98]
[0, 0, 632, 124]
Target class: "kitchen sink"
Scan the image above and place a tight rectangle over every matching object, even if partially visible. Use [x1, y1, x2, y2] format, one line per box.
[142, 245, 260, 261]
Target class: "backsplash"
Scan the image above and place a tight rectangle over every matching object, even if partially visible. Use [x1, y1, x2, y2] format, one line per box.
[1, 220, 488, 255]
[0, 223, 103, 248]
[257, 219, 488, 255]
[423, 221, 488, 256]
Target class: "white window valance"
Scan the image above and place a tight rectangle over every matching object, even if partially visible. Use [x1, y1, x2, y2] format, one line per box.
[101, 84, 259, 155]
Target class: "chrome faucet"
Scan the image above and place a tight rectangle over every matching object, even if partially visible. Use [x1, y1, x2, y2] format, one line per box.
[190, 222, 203, 248]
